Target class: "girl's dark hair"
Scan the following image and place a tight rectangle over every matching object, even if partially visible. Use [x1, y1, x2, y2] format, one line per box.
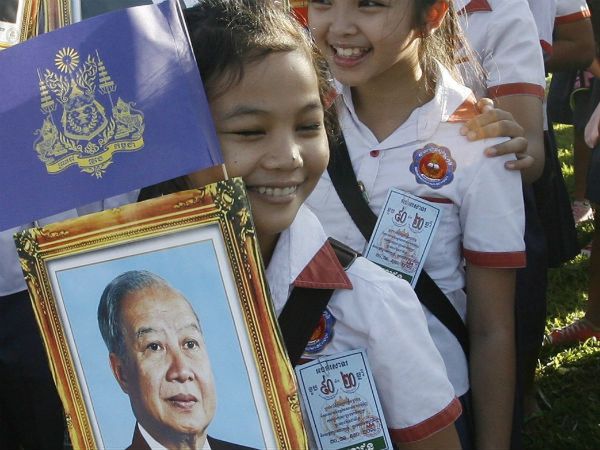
[414, 0, 480, 93]
[185, 0, 336, 135]
[185, 0, 327, 98]
[139, 0, 336, 200]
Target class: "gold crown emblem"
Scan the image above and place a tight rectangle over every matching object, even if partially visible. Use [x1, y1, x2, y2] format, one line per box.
[34, 47, 145, 178]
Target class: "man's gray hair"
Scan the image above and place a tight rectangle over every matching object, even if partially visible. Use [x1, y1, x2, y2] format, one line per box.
[98, 270, 174, 359]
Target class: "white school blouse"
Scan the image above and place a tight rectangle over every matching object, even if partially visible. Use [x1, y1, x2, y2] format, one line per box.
[266, 205, 461, 442]
[454, 0, 546, 101]
[306, 65, 526, 396]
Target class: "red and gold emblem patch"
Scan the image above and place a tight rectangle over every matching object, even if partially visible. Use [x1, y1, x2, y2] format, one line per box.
[410, 143, 456, 189]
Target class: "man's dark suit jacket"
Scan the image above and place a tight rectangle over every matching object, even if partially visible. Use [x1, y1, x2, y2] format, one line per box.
[126, 424, 258, 450]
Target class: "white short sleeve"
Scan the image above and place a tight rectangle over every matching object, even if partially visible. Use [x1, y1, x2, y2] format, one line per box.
[460, 151, 526, 267]
[322, 258, 461, 442]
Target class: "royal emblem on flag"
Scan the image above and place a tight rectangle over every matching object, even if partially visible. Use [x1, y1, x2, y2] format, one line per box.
[34, 47, 145, 178]
[410, 143, 456, 189]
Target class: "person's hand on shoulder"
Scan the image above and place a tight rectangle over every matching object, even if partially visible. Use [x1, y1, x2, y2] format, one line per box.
[461, 98, 534, 173]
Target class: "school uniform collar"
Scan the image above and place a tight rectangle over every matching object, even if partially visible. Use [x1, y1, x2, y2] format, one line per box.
[266, 206, 352, 314]
[336, 63, 477, 150]
[454, 0, 492, 15]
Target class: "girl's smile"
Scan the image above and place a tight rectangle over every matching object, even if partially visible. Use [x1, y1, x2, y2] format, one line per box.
[309, 0, 419, 90]
[187, 49, 329, 262]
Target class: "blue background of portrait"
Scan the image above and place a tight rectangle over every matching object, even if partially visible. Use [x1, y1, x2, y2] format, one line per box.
[56, 239, 265, 449]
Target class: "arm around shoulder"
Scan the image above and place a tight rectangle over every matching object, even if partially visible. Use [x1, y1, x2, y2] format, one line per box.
[494, 94, 545, 183]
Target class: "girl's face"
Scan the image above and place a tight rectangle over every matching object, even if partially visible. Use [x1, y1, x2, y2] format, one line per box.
[308, 0, 419, 88]
[187, 50, 329, 259]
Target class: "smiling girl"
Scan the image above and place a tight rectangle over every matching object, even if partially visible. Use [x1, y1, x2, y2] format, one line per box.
[144, 0, 464, 447]
[305, 1, 525, 449]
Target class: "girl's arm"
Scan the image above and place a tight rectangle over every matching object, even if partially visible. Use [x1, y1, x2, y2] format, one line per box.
[461, 100, 544, 182]
[466, 264, 516, 450]
[397, 425, 461, 450]
[545, 16, 595, 72]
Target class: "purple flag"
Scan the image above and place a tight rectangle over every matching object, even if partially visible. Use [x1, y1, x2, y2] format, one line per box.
[0, 0, 222, 230]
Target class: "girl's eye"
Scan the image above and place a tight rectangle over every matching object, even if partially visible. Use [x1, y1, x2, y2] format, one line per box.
[235, 130, 263, 136]
[358, 0, 384, 6]
[309, 0, 332, 5]
[298, 122, 323, 132]
[233, 130, 265, 137]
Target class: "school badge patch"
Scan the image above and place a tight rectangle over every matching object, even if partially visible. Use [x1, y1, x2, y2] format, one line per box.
[34, 48, 145, 178]
[305, 309, 335, 354]
[409, 143, 456, 189]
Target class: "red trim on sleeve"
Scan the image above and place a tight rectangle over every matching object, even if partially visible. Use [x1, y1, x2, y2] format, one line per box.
[389, 397, 462, 443]
[447, 94, 479, 123]
[457, 0, 492, 15]
[294, 241, 353, 290]
[463, 249, 526, 268]
[487, 83, 545, 100]
[555, 9, 591, 25]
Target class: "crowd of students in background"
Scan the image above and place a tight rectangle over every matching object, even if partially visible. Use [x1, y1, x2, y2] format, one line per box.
[544, 1, 600, 351]
[0, 1, 599, 449]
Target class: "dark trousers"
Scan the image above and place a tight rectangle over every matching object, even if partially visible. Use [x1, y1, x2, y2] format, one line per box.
[0, 290, 65, 450]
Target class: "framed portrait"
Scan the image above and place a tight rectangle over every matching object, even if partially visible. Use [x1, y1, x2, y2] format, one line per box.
[15, 178, 307, 450]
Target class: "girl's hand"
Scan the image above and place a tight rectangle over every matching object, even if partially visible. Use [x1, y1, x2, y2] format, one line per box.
[460, 98, 533, 172]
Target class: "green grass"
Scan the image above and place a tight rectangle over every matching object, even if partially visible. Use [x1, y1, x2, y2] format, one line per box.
[522, 123, 600, 450]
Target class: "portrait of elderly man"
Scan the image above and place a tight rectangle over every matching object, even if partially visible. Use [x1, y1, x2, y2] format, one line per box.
[98, 270, 255, 450]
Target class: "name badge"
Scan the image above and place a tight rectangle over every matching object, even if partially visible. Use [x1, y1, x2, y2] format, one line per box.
[364, 188, 441, 287]
[295, 349, 392, 450]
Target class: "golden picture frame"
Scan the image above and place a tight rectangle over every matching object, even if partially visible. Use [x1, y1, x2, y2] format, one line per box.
[15, 178, 307, 449]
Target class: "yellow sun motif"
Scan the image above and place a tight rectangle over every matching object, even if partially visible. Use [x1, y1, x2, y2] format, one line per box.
[55, 48, 80, 73]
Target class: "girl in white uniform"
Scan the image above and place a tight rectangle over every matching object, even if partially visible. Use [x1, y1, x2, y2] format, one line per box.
[305, 1, 525, 449]
[148, 0, 463, 447]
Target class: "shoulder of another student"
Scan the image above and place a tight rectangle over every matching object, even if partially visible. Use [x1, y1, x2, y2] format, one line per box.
[470, 0, 545, 79]
[474, 0, 540, 27]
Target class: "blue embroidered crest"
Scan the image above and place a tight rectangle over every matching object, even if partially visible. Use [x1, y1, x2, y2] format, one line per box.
[409, 143, 456, 189]
[305, 309, 335, 354]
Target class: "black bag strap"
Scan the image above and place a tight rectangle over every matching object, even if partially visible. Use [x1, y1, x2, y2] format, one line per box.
[278, 237, 358, 367]
[327, 135, 469, 357]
